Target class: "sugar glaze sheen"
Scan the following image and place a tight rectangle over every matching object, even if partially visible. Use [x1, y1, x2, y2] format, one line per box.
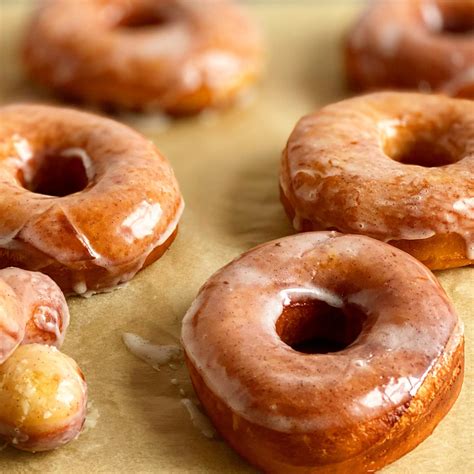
[280, 92, 474, 270]
[0, 104, 184, 294]
[345, 0, 474, 98]
[182, 232, 464, 473]
[22, 0, 264, 114]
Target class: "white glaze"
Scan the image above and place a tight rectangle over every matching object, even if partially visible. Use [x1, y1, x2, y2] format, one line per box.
[122, 333, 182, 370]
[420, 1, 443, 32]
[182, 232, 462, 433]
[376, 23, 402, 57]
[60, 147, 95, 181]
[281, 93, 474, 258]
[82, 401, 100, 434]
[122, 201, 163, 243]
[156, 198, 184, 246]
[181, 398, 217, 440]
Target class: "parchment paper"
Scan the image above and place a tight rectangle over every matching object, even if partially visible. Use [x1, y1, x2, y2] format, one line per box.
[0, 1, 473, 472]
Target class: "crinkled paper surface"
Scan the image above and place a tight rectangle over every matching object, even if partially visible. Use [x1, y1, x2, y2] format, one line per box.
[0, 1, 473, 472]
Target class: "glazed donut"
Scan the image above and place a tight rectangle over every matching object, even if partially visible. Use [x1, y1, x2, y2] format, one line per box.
[280, 92, 474, 270]
[23, 0, 263, 114]
[0, 104, 184, 295]
[182, 232, 464, 473]
[345, 0, 474, 98]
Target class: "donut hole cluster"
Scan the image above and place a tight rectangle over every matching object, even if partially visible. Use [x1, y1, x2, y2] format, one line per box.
[276, 300, 368, 354]
[20, 150, 90, 197]
[381, 118, 465, 168]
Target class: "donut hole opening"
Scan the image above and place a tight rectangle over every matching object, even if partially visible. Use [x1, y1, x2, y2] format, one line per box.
[424, 3, 474, 35]
[115, 8, 170, 29]
[441, 17, 474, 34]
[389, 139, 459, 167]
[276, 300, 367, 354]
[20, 151, 90, 197]
[382, 123, 465, 168]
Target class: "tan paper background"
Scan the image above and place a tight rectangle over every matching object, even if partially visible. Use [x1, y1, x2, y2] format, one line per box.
[0, 1, 473, 472]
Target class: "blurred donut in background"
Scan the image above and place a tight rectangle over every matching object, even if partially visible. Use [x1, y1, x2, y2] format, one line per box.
[22, 0, 264, 115]
[345, 0, 474, 98]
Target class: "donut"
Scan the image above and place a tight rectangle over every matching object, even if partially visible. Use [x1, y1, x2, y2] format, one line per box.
[181, 232, 464, 473]
[0, 104, 184, 295]
[0, 268, 86, 452]
[345, 0, 474, 98]
[23, 0, 263, 114]
[280, 92, 474, 270]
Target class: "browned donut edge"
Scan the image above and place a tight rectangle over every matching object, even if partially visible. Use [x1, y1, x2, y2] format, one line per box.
[0, 228, 178, 296]
[280, 186, 472, 271]
[184, 333, 464, 473]
[21, 65, 261, 116]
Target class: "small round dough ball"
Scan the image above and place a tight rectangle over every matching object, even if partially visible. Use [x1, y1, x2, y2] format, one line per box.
[0, 343, 87, 452]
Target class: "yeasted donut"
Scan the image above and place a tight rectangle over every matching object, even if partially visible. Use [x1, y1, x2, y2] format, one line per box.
[182, 232, 464, 473]
[345, 0, 474, 98]
[23, 0, 263, 114]
[0, 268, 87, 452]
[280, 92, 474, 270]
[0, 104, 184, 295]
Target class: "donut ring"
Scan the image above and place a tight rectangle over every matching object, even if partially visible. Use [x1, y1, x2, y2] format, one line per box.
[280, 92, 474, 270]
[23, 0, 263, 114]
[0, 104, 183, 295]
[182, 232, 464, 473]
[345, 0, 474, 98]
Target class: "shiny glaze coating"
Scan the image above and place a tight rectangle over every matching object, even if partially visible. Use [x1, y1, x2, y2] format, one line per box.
[0, 344, 87, 452]
[280, 92, 474, 270]
[182, 232, 464, 472]
[345, 0, 474, 98]
[0, 104, 183, 294]
[0, 268, 68, 363]
[0, 268, 69, 348]
[23, 0, 264, 114]
[0, 279, 24, 364]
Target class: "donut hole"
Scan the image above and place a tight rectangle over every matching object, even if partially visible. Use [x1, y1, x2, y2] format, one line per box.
[276, 300, 367, 354]
[441, 16, 474, 34]
[382, 123, 465, 168]
[390, 139, 458, 167]
[423, 2, 474, 35]
[115, 8, 170, 29]
[20, 151, 90, 197]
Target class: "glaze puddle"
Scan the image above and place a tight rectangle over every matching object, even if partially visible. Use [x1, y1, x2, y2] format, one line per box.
[82, 401, 100, 434]
[181, 398, 217, 440]
[122, 333, 182, 370]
